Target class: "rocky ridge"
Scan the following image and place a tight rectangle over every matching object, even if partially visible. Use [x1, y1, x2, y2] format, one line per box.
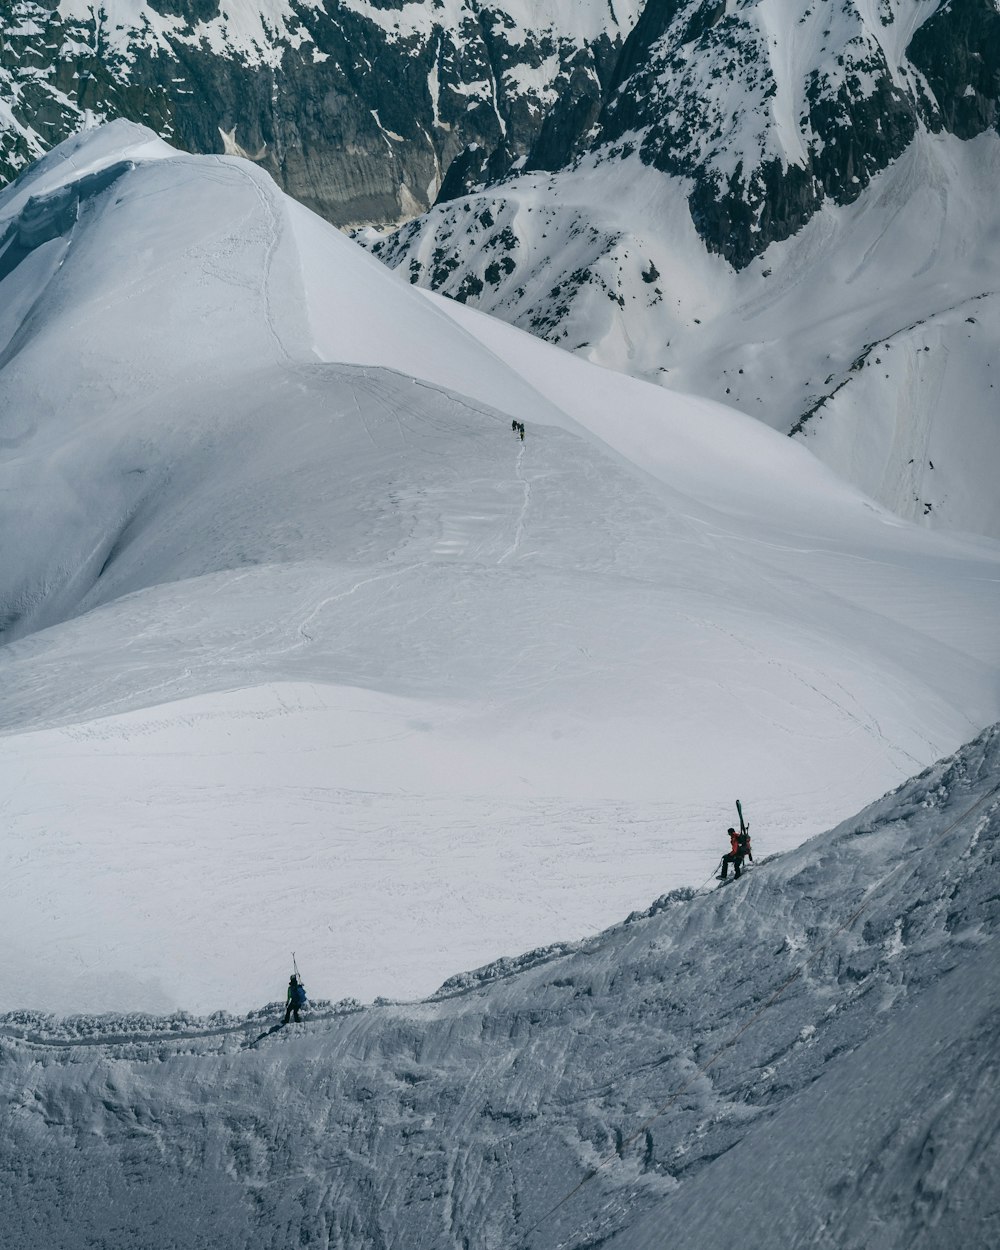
[6, 0, 999, 258]
[0, 0, 640, 226]
[369, 0, 1000, 278]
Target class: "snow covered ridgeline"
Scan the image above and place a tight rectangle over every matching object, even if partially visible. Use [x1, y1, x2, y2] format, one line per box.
[8, 1, 1000, 536]
[2, 726, 998, 1249]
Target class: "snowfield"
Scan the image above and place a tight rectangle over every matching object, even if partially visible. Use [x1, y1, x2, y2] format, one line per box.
[0, 123, 999, 1023]
[2, 722, 998, 1248]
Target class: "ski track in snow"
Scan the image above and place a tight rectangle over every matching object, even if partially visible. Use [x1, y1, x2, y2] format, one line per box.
[296, 563, 425, 644]
[498, 441, 529, 564]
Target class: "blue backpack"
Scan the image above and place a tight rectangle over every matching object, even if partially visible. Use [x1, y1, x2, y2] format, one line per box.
[292, 980, 307, 1007]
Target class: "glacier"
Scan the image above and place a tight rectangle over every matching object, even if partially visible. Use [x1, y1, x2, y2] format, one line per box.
[1, 123, 999, 1017]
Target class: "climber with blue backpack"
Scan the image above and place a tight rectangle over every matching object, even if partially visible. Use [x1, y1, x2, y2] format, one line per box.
[283, 971, 307, 1024]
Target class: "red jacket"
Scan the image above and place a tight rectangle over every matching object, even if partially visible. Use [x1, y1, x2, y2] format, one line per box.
[729, 830, 739, 855]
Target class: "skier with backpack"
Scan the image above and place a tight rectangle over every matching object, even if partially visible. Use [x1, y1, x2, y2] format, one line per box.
[718, 801, 753, 881]
[283, 972, 307, 1024]
[718, 827, 743, 881]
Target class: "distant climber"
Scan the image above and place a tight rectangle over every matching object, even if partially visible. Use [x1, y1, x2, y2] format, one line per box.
[519, 422, 525, 441]
[283, 973, 307, 1024]
[512, 419, 518, 434]
[718, 826, 745, 881]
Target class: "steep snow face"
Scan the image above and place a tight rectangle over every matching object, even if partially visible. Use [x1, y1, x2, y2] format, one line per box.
[369, 128, 1000, 538]
[1, 726, 998, 1249]
[1, 125, 999, 1015]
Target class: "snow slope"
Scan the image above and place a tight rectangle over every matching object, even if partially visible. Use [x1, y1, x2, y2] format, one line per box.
[1, 123, 999, 1016]
[369, 128, 1000, 537]
[2, 724, 998, 1249]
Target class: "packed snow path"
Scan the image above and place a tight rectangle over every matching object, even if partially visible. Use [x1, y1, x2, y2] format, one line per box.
[1, 727, 998, 1249]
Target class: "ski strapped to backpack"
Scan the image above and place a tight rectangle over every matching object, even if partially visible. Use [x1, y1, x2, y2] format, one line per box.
[291, 952, 307, 1006]
[736, 800, 753, 862]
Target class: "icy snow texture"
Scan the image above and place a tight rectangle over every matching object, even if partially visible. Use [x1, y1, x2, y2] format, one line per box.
[1, 124, 999, 1017]
[1, 724, 998, 1248]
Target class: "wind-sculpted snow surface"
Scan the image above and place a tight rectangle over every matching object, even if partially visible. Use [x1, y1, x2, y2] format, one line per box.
[1, 125, 999, 1015]
[1, 727, 998, 1249]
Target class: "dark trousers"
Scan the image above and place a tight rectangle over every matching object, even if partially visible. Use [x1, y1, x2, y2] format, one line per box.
[283, 1003, 300, 1024]
[720, 852, 744, 880]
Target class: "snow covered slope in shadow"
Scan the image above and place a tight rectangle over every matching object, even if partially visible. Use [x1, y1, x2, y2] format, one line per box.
[1, 726, 998, 1249]
[1, 123, 999, 1015]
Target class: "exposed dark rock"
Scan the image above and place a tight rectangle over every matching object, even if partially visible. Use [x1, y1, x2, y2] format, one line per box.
[0, 1, 636, 228]
[4, 0, 1000, 270]
[908, 0, 1000, 138]
[594, 0, 927, 266]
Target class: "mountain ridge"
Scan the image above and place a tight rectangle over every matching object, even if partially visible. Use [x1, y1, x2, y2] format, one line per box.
[5, 0, 998, 261]
[1, 720, 997, 1248]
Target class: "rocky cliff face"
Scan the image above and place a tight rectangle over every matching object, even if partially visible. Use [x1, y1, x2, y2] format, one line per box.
[0, 0, 639, 226]
[5, 0, 997, 257]
[601, 0, 1000, 266]
[369, 0, 1000, 271]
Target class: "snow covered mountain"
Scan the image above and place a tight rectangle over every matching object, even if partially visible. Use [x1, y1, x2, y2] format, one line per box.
[370, 130, 1000, 537]
[6, 2, 999, 534]
[1, 124, 998, 1021]
[0, 0, 641, 223]
[6, 0, 996, 263]
[356, 0, 1000, 536]
[2, 723, 998, 1248]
